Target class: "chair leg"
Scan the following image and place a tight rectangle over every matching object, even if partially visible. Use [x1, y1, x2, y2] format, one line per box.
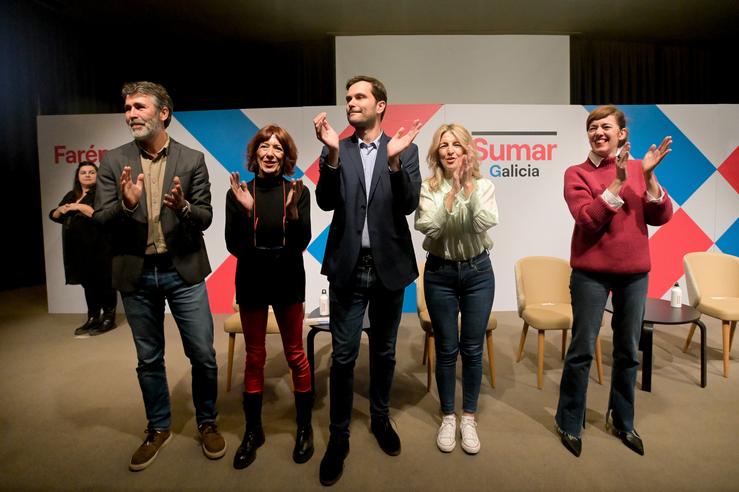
[226, 333, 235, 392]
[486, 330, 495, 388]
[730, 321, 736, 351]
[723, 321, 731, 378]
[537, 330, 545, 389]
[516, 323, 529, 362]
[683, 323, 696, 353]
[595, 335, 604, 385]
[422, 331, 429, 365]
[561, 330, 567, 360]
[427, 333, 435, 392]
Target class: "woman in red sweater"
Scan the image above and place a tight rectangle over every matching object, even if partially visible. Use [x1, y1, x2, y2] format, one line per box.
[554, 105, 673, 457]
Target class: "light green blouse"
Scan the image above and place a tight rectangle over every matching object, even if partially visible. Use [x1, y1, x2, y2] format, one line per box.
[414, 178, 499, 261]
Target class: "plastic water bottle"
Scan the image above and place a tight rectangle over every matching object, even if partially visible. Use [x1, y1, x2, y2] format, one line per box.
[319, 289, 329, 316]
[670, 283, 682, 308]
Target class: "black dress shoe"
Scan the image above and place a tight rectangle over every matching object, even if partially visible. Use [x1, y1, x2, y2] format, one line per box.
[74, 317, 100, 337]
[614, 429, 644, 456]
[371, 416, 401, 456]
[319, 435, 349, 486]
[555, 424, 582, 457]
[89, 317, 117, 336]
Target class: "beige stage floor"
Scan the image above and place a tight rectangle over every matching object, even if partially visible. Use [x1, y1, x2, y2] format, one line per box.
[0, 286, 737, 491]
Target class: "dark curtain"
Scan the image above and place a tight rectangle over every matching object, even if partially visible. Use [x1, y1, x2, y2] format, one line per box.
[571, 38, 736, 104]
[0, 1, 334, 290]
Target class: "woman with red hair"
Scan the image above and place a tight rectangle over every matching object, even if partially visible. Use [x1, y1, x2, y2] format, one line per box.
[226, 125, 313, 469]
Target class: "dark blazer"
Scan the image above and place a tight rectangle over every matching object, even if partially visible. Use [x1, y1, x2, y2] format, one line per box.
[316, 133, 421, 291]
[94, 139, 213, 293]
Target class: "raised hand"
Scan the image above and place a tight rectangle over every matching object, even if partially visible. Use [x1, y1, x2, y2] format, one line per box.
[230, 171, 254, 215]
[616, 142, 631, 182]
[121, 166, 144, 209]
[163, 176, 186, 210]
[387, 119, 423, 163]
[642, 136, 672, 176]
[313, 112, 339, 150]
[285, 179, 304, 220]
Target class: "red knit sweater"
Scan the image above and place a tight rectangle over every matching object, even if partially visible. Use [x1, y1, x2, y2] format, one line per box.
[564, 156, 673, 274]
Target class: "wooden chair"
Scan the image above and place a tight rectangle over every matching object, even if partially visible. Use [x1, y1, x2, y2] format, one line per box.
[514, 256, 604, 389]
[682, 252, 739, 377]
[417, 261, 497, 392]
[223, 299, 283, 392]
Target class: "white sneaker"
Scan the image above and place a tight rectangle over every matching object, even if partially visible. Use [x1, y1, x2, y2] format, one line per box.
[460, 416, 480, 454]
[436, 414, 457, 452]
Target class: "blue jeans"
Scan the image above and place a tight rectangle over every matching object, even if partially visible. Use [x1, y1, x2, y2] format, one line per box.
[424, 251, 495, 414]
[555, 269, 648, 437]
[328, 251, 404, 437]
[121, 259, 218, 430]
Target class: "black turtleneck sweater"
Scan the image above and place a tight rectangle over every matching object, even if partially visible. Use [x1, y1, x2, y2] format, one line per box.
[225, 175, 311, 309]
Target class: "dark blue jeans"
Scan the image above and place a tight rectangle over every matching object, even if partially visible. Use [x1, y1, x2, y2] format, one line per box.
[555, 269, 648, 437]
[424, 251, 495, 414]
[121, 259, 218, 430]
[328, 251, 404, 438]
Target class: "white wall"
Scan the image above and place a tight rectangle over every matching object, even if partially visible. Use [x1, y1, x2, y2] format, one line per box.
[335, 35, 570, 104]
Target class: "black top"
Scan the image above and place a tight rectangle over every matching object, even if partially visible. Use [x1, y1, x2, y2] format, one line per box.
[225, 176, 311, 309]
[49, 187, 112, 285]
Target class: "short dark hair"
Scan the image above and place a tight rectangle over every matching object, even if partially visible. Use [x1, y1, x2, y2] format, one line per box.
[346, 75, 388, 120]
[246, 125, 298, 176]
[121, 81, 174, 128]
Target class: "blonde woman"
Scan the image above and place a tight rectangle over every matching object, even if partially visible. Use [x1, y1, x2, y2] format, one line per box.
[415, 124, 498, 454]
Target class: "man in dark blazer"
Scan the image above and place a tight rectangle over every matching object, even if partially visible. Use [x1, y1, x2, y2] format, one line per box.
[313, 75, 422, 486]
[94, 81, 225, 471]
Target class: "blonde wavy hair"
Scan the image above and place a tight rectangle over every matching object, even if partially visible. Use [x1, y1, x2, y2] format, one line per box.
[426, 124, 482, 192]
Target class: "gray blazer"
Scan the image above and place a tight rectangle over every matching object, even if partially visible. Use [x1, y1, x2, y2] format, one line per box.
[94, 139, 213, 293]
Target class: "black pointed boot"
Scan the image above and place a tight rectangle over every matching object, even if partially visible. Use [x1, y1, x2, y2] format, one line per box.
[233, 392, 265, 469]
[293, 391, 314, 463]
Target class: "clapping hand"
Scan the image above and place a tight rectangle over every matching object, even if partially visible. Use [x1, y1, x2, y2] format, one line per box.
[615, 142, 631, 182]
[163, 176, 186, 210]
[121, 165, 144, 209]
[285, 179, 304, 221]
[230, 171, 254, 215]
[313, 112, 339, 151]
[642, 136, 672, 176]
[387, 119, 422, 171]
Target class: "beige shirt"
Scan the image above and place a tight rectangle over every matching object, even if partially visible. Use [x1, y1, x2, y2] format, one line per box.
[140, 138, 170, 254]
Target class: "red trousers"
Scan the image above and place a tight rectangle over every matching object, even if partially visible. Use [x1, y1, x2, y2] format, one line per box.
[240, 303, 311, 393]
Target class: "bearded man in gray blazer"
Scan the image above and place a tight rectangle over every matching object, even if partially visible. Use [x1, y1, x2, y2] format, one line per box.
[94, 81, 225, 471]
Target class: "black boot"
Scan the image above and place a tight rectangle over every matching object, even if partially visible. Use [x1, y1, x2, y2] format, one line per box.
[293, 392, 314, 463]
[90, 308, 117, 336]
[74, 314, 100, 337]
[233, 392, 265, 469]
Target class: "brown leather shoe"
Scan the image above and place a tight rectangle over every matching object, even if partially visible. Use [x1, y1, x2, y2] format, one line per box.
[198, 422, 226, 459]
[129, 429, 172, 471]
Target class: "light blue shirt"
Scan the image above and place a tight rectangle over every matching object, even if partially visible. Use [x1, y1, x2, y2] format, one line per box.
[359, 135, 381, 248]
